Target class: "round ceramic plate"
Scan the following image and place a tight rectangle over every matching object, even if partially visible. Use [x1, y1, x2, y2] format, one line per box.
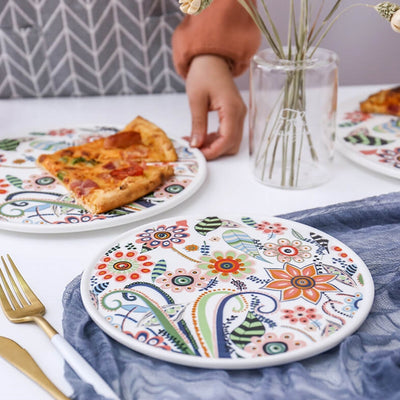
[337, 98, 400, 179]
[0, 127, 206, 233]
[81, 215, 374, 369]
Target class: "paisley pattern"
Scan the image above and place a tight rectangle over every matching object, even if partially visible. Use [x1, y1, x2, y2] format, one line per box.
[0, 128, 205, 232]
[82, 215, 374, 368]
[337, 102, 400, 179]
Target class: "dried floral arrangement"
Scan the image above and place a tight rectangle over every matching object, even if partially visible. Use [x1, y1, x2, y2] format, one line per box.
[178, 1, 400, 187]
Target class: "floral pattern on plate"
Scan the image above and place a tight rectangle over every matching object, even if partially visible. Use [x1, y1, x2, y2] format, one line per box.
[0, 127, 206, 233]
[81, 215, 374, 369]
[337, 101, 400, 179]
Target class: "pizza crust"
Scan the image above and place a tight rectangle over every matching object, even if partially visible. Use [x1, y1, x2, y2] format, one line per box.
[80, 165, 174, 214]
[122, 116, 178, 161]
[360, 86, 400, 117]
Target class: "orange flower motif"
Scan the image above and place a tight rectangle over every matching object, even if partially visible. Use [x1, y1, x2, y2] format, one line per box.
[0, 179, 10, 195]
[265, 263, 337, 304]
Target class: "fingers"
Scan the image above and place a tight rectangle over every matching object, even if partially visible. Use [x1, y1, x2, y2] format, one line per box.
[201, 99, 247, 160]
[189, 101, 208, 148]
[186, 79, 209, 149]
[184, 54, 247, 160]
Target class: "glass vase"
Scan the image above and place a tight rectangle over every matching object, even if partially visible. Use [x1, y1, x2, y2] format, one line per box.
[249, 48, 339, 189]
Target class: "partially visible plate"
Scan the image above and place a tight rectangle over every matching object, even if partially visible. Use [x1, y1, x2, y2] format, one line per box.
[81, 215, 374, 369]
[337, 97, 400, 179]
[0, 127, 206, 233]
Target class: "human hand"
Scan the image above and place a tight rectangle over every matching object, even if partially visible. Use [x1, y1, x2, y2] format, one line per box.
[185, 54, 247, 160]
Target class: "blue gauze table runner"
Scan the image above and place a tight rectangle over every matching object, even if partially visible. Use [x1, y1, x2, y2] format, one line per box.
[62, 191, 400, 400]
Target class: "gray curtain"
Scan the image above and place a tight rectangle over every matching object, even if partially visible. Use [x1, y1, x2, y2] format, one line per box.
[0, 0, 185, 98]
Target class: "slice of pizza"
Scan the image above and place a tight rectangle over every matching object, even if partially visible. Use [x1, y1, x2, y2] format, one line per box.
[359, 86, 400, 116]
[118, 115, 177, 161]
[37, 116, 176, 214]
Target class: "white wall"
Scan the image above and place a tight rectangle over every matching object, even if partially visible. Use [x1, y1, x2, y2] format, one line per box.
[236, 0, 400, 89]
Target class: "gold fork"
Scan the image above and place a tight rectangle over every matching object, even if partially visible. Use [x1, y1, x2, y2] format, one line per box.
[0, 254, 119, 400]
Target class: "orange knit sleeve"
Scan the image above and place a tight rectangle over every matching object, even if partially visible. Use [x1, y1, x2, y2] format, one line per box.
[172, 0, 261, 78]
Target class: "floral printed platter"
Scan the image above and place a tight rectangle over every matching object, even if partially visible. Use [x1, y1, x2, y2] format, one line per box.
[337, 98, 400, 179]
[81, 215, 374, 369]
[0, 127, 206, 233]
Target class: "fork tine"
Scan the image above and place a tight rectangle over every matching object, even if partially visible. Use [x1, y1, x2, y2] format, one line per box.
[0, 262, 22, 309]
[0, 280, 15, 313]
[1, 256, 28, 308]
[5, 254, 38, 304]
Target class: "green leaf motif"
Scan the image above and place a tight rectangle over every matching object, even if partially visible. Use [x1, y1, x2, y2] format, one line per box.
[0, 138, 20, 151]
[6, 174, 23, 189]
[194, 216, 222, 236]
[152, 259, 167, 282]
[291, 229, 305, 240]
[140, 244, 153, 254]
[241, 216, 257, 227]
[222, 229, 269, 262]
[29, 139, 68, 152]
[106, 209, 129, 216]
[230, 311, 265, 349]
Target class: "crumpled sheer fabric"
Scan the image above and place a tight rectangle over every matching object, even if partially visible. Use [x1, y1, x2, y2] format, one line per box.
[62, 191, 400, 400]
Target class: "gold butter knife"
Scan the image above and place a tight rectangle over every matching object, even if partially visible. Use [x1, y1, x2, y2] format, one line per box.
[0, 336, 70, 400]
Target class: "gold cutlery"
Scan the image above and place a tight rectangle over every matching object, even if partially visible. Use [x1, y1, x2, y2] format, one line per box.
[0, 336, 70, 400]
[0, 254, 119, 400]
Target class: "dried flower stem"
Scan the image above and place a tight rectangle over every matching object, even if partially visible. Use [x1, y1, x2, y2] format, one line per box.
[309, 3, 374, 55]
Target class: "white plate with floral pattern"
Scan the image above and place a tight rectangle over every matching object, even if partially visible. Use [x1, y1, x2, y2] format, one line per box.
[0, 127, 206, 233]
[337, 98, 400, 179]
[81, 215, 374, 369]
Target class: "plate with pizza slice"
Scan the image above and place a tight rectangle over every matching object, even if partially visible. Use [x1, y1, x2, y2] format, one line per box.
[0, 117, 206, 233]
[337, 87, 400, 180]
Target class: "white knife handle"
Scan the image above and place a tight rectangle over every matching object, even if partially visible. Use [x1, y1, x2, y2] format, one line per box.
[51, 334, 119, 400]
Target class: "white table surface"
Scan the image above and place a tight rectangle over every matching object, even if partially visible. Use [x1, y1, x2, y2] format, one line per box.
[0, 84, 398, 399]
